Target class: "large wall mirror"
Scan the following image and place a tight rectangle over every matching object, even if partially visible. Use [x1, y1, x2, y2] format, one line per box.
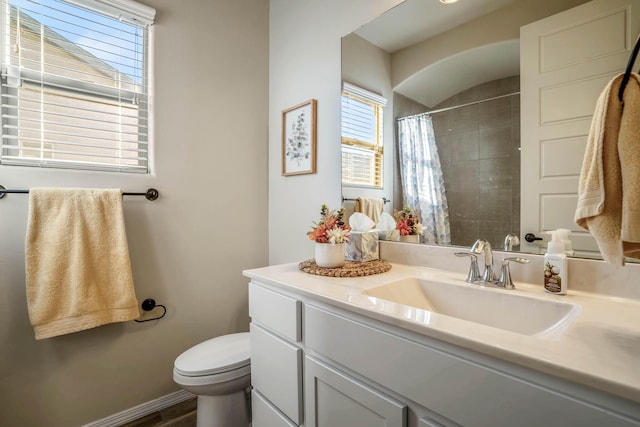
[341, 0, 636, 260]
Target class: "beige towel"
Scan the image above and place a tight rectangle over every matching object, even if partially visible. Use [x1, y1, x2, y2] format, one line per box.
[355, 197, 384, 225]
[574, 73, 640, 265]
[26, 188, 140, 339]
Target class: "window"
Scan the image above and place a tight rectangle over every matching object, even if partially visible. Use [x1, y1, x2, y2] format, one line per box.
[1, 0, 155, 173]
[341, 82, 386, 188]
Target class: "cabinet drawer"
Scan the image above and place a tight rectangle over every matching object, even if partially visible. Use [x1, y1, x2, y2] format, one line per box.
[250, 323, 303, 424]
[252, 390, 297, 427]
[249, 282, 302, 342]
[305, 304, 640, 427]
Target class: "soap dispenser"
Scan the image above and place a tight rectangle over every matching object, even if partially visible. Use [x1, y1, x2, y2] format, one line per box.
[544, 230, 568, 295]
[554, 228, 574, 256]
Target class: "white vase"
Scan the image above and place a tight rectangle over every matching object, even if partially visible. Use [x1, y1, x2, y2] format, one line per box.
[315, 242, 345, 268]
[399, 234, 420, 243]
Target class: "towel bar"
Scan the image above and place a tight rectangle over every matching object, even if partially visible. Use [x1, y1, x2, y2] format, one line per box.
[0, 185, 159, 201]
[342, 196, 390, 204]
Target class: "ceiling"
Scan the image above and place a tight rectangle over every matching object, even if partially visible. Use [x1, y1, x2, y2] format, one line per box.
[353, 0, 521, 107]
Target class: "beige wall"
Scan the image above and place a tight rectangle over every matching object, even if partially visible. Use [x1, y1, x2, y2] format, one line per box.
[0, 0, 269, 425]
[268, 0, 403, 264]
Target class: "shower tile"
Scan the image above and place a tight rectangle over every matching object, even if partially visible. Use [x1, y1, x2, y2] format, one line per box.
[448, 160, 479, 192]
[479, 158, 513, 190]
[478, 188, 512, 220]
[436, 134, 452, 167]
[449, 104, 478, 133]
[479, 126, 512, 159]
[451, 130, 479, 162]
[431, 111, 451, 136]
[450, 220, 480, 247]
[446, 190, 479, 220]
[509, 75, 521, 92]
[479, 97, 511, 129]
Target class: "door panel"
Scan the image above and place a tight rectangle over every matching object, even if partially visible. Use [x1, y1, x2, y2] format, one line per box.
[520, 0, 640, 256]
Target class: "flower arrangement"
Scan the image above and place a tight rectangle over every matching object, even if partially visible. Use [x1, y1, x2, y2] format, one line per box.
[394, 206, 425, 236]
[307, 204, 351, 244]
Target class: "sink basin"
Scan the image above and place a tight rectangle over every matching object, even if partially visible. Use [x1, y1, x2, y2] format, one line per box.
[364, 277, 580, 336]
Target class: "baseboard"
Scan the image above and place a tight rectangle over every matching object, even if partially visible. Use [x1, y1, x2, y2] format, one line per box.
[82, 389, 195, 427]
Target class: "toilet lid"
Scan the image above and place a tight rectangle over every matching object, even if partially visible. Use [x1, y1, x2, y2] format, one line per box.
[174, 332, 250, 377]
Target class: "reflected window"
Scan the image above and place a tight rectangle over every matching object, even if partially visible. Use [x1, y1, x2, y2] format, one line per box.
[341, 82, 386, 188]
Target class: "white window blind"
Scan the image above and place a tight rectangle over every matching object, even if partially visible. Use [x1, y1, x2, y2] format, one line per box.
[341, 82, 386, 188]
[0, 0, 155, 173]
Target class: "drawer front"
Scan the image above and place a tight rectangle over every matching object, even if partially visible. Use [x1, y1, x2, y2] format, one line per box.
[249, 281, 302, 342]
[305, 304, 640, 427]
[250, 323, 303, 424]
[252, 390, 297, 427]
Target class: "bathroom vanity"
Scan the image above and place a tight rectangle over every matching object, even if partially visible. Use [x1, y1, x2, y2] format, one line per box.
[244, 251, 640, 427]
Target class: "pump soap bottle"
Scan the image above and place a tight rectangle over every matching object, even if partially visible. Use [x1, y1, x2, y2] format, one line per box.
[544, 230, 568, 295]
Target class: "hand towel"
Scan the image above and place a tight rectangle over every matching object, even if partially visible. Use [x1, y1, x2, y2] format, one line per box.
[574, 73, 640, 265]
[26, 188, 140, 339]
[355, 197, 385, 225]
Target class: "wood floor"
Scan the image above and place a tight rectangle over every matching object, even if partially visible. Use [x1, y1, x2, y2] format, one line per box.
[119, 397, 196, 427]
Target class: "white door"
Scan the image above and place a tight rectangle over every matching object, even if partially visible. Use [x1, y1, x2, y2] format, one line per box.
[520, 0, 640, 255]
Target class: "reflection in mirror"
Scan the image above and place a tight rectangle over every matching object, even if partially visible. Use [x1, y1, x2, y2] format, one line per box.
[401, 77, 521, 249]
[340, 0, 611, 259]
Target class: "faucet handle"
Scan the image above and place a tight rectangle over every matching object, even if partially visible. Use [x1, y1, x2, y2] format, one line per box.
[496, 257, 531, 289]
[454, 252, 481, 283]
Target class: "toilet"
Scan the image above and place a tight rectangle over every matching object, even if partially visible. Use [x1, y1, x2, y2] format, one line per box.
[173, 332, 251, 427]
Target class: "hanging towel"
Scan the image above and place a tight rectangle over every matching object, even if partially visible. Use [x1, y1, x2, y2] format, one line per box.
[355, 197, 385, 225]
[574, 73, 640, 265]
[25, 188, 140, 339]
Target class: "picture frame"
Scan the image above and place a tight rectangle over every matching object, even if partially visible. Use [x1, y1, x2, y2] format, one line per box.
[282, 99, 317, 176]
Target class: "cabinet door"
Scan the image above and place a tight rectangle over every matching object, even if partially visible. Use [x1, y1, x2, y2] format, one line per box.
[252, 390, 297, 427]
[250, 323, 303, 424]
[305, 356, 406, 427]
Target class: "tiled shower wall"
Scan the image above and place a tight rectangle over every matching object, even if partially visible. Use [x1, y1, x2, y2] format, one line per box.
[395, 76, 521, 249]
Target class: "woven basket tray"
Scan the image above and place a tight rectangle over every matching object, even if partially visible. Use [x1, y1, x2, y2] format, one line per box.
[298, 259, 392, 277]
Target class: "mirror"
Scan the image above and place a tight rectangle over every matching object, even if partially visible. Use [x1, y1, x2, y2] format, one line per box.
[341, 0, 595, 257]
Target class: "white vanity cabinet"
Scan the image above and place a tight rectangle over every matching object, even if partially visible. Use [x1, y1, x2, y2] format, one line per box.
[249, 282, 303, 426]
[249, 281, 410, 427]
[248, 279, 640, 427]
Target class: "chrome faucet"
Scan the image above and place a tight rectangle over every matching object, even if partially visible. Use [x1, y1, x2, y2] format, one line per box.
[503, 233, 520, 251]
[470, 239, 496, 283]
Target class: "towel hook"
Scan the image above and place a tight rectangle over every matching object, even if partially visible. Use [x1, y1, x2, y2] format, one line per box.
[618, 33, 640, 102]
[134, 298, 166, 322]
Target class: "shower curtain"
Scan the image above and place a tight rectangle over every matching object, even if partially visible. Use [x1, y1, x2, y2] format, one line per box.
[397, 113, 451, 244]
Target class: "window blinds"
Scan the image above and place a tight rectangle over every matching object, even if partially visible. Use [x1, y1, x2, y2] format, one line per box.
[0, 0, 155, 173]
[341, 83, 386, 188]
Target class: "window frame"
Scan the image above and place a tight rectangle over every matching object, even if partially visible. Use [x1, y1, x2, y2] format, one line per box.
[341, 82, 387, 189]
[0, 0, 155, 174]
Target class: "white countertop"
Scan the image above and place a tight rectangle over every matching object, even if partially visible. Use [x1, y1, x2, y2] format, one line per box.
[243, 261, 640, 404]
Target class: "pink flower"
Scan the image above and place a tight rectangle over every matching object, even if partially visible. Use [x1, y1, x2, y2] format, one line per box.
[396, 221, 413, 236]
[307, 204, 351, 244]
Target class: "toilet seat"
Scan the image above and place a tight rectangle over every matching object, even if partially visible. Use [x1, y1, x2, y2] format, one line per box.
[174, 332, 250, 382]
